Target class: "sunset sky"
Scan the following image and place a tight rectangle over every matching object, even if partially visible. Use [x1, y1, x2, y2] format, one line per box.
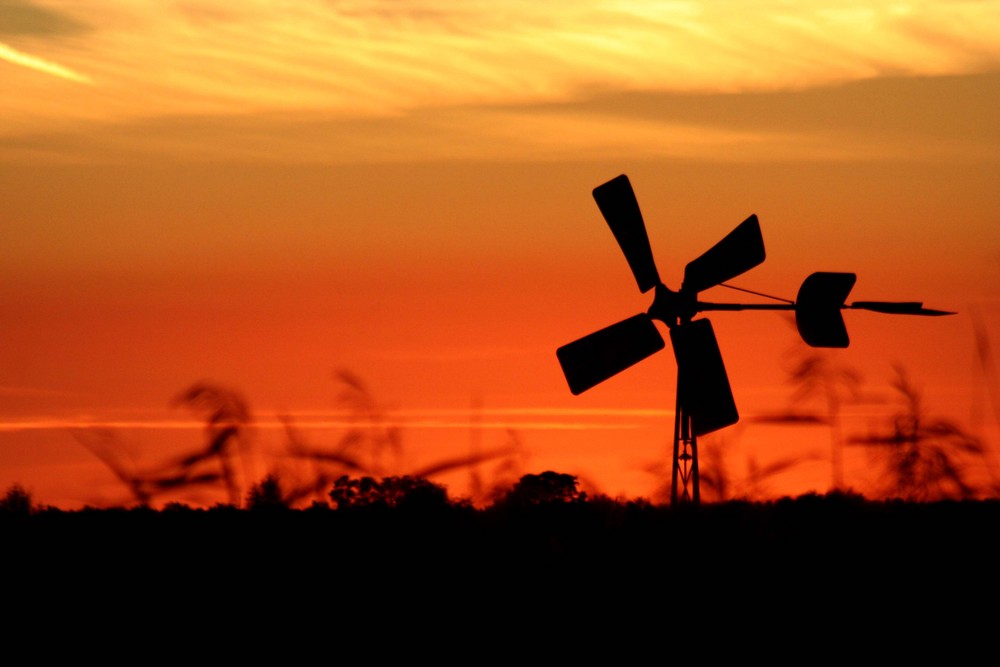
[2, 0, 999, 507]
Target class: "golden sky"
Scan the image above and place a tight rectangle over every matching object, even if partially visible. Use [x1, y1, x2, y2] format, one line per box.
[2, 1, 999, 507]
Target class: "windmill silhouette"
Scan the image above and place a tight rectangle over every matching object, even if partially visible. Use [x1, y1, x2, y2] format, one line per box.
[556, 174, 953, 504]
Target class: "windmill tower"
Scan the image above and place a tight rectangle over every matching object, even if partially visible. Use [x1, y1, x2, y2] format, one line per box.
[556, 174, 952, 504]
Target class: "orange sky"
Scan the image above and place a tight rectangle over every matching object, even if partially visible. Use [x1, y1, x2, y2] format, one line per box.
[2, 1, 999, 507]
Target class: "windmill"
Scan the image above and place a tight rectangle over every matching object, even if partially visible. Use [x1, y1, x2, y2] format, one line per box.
[556, 174, 953, 504]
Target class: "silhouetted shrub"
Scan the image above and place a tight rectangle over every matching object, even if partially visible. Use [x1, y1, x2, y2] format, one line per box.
[246, 474, 289, 511]
[162, 501, 194, 512]
[328, 475, 450, 511]
[0, 484, 33, 515]
[497, 471, 587, 508]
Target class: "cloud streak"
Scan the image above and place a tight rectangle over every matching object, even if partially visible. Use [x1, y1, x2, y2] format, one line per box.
[0, 41, 92, 83]
[3, 1, 999, 126]
[4, 70, 997, 164]
[2, 1, 998, 166]
[0, 406, 673, 433]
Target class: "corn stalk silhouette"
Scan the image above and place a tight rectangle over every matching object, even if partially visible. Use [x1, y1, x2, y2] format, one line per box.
[849, 366, 984, 501]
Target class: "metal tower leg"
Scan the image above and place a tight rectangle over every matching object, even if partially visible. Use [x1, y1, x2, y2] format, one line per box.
[671, 370, 700, 505]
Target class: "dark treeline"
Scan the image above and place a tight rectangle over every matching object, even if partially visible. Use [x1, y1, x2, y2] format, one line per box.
[4, 472, 999, 606]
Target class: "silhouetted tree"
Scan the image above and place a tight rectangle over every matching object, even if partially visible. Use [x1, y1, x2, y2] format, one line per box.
[0, 483, 33, 514]
[162, 501, 194, 512]
[474, 429, 529, 506]
[282, 375, 518, 507]
[386, 476, 451, 512]
[328, 475, 449, 511]
[246, 473, 289, 511]
[499, 471, 586, 507]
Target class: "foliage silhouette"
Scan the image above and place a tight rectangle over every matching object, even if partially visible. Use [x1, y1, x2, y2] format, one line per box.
[71, 382, 253, 507]
[331, 369, 402, 476]
[171, 381, 255, 506]
[0, 483, 33, 514]
[279, 413, 369, 505]
[72, 426, 225, 507]
[646, 428, 801, 504]
[246, 473, 289, 511]
[697, 435, 802, 502]
[8, 488, 1000, 619]
[71, 368, 526, 508]
[850, 366, 984, 500]
[497, 471, 587, 507]
[970, 311, 1000, 490]
[783, 349, 862, 489]
[328, 474, 450, 512]
[971, 310, 1000, 433]
[280, 371, 521, 507]
[754, 322, 864, 491]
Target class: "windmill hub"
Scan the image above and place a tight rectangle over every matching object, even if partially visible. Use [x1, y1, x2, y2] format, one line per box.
[648, 284, 697, 327]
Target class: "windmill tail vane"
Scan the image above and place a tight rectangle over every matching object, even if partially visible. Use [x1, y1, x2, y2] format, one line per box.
[556, 173, 954, 505]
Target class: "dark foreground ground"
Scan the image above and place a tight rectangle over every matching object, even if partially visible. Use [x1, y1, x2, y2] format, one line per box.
[8, 502, 992, 657]
[6, 494, 999, 609]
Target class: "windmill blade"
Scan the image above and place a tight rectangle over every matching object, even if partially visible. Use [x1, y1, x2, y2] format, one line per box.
[850, 301, 955, 316]
[795, 272, 856, 348]
[669, 319, 738, 436]
[593, 174, 661, 293]
[557, 314, 665, 395]
[682, 214, 765, 294]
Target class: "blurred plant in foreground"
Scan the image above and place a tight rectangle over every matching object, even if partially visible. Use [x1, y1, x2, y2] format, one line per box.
[643, 425, 803, 504]
[850, 366, 984, 501]
[74, 381, 253, 507]
[759, 320, 865, 491]
[280, 370, 523, 507]
[170, 382, 255, 506]
[781, 349, 863, 490]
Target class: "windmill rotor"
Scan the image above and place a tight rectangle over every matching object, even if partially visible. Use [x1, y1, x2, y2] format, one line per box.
[557, 174, 761, 431]
[556, 173, 954, 505]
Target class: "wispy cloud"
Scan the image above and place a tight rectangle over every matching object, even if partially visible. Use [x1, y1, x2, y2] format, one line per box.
[5, 70, 997, 164]
[2, 1, 998, 162]
[0, 41, 91, 83]
[5, 2, 1000, 120]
